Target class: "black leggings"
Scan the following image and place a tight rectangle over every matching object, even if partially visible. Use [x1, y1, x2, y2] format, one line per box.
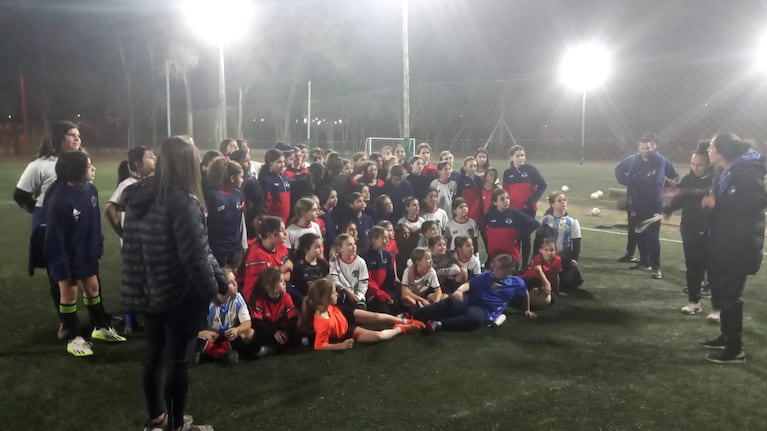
[143, 300, 207, 429]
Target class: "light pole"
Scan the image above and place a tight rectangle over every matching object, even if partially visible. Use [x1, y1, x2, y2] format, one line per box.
[402, 0, 411, 157]
[560, 43, 610, 165]
[182, 0, 253, 144]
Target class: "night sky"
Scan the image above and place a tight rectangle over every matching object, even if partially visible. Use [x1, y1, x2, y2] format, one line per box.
[2, 0, 767, 151]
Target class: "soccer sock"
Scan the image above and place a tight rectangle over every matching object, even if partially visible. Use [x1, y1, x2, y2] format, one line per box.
[59, 303, 79, 338]
[83, 294, 109, 328]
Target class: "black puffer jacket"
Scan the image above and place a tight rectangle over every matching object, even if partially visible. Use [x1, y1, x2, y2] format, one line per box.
[121, 176, 227, 314]
[708, 150, 767, 275]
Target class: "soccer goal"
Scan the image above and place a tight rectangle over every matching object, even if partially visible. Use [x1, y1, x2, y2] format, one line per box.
[364, 137, 416, 158]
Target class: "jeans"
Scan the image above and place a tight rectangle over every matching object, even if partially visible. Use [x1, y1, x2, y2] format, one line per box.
[412, 297, 487, 331]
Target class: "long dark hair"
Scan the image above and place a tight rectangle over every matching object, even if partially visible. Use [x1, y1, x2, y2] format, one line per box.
[258, 149, 284, 179]
[44, 151, 90, 207]
[117, 146, 152, 184]
[37, 121, 79, 158]
[156, 136, 204, 206]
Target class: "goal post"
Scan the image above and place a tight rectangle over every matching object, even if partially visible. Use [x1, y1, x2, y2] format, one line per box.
[364, 137, 416, 159]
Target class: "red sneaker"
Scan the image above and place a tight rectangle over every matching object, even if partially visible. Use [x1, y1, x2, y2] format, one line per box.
[393, 322, 421, 335]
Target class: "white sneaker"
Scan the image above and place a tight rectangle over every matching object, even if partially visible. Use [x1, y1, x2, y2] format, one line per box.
[257, 346, 277, 357]
[490, 314, 507, 327]
[706, 310, 721, 323]
[680, 303, 702, 315]
[67, 336, 94, 357]
[91, 326, 127, 342]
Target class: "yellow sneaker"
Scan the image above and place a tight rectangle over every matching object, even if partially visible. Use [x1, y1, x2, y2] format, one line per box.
[91, 326, 127, 342]
[67, 336, 94, 357]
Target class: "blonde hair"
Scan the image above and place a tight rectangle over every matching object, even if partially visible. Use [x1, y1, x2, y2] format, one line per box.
[290, 197, 317, 225]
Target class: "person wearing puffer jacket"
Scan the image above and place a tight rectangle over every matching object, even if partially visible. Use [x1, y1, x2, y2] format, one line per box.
[122, 136, 228, 431]
[700, 133, 767, 365]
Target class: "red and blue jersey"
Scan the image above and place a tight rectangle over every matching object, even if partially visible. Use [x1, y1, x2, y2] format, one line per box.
[205, 188, 244, 257]
[242, 239, 289, 303]
[284, 165, 309, 180]
[483, 206, 540, 262]
[361, 248, 395, 302]
[502, 164, 547, 215]
[259, 171, 291, 223]
[457, 174, 483, 222]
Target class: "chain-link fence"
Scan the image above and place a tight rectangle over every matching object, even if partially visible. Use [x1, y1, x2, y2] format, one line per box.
[187, 61, 767, 164]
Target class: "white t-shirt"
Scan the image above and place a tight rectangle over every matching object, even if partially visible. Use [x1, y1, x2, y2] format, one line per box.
[445, 218, 478, 249]
[422, 209, 449, 233]
[401, 266, 440, 297]
[430, 178, 457, 217]
[285, 221, 322, 249]
[397, 216, 425, 233]
[456, 253, 482, 277]
[16, 156, 58, 207]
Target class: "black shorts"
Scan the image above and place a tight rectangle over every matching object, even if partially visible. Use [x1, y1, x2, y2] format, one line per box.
[338, 305, 358, 339]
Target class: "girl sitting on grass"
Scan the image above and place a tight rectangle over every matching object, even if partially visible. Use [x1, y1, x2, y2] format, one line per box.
[329, 234, 369, 309]
[300, 279, 423, 351]
[520, 238, 562, 308]
[290, 233, 330, 300]
[401, 247, 446, 309]
[250, 266, 300, 357]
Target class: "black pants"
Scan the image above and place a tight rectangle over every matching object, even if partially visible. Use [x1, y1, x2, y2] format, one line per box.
[708, 268, 747, 353]
[632, 212, 660, 269]
[624, 210, 637, 257]
[143, 299, 207, 429]
[412, 296, 486, 331]
[681, 230, 707, 303]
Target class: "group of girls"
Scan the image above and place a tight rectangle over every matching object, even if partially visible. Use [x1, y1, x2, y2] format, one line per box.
[181, 139, 585, 360]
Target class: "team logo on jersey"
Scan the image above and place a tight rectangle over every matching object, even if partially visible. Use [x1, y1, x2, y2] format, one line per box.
[91, 196, 98, 208]
[727, 186, 736, 195]
[216, 205, 225, 212]
[352, 270, 360, 278]
[521, 172, 528, 178]
[505, 218, 513, 225]
[646, 169, 657, 177]
[273, 182, 280, 187]
[467, 228, 475, 237]
[72, 208, 81, 222]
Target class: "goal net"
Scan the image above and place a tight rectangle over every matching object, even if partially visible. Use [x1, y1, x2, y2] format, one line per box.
[364, 137, 416, 159]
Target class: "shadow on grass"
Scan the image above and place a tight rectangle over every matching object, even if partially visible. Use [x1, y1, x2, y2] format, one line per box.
[532, 304, 637, 326]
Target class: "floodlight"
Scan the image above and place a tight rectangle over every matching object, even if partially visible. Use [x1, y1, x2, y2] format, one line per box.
[560, 43, 611, 91]
[181, 0, 254, 45]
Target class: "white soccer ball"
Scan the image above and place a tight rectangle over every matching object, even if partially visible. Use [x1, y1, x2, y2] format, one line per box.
[591, 207, 601, 216]
[561, 185, 569, 192]
[590, 192, 599, 199]
[596, 190, 604, 198]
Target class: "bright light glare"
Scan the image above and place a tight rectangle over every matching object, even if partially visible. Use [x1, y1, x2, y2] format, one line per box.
[182, 0, 254, 45]
[560, 43, 611, 91]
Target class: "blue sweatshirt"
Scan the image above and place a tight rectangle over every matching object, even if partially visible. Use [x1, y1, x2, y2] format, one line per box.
[44, 182, 103, 281]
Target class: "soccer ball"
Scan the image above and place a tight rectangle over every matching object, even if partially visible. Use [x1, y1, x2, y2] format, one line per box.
[529, 288, 552, 310]
[561, 185, 569, 192]
[590, 192, 600, 199]
[596, 190, 604, 198]
[591, 207, 601, 216]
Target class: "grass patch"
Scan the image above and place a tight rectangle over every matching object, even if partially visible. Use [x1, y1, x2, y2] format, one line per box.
[0, 158, 765, 430]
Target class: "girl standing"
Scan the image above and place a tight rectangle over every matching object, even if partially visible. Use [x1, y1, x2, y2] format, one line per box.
[205, 157, 245, 269]
[539, 192, 583, 293]
[258, 149, 291, 224]
[502, 145, 547, 269]
[122, 136, 228, 431]
[45, 151, 126, 356]
[104, 146, 156, 239]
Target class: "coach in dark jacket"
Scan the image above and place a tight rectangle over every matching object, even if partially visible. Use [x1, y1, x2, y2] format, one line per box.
[701, 133, 767, 364]
[122, 136, 227, 430]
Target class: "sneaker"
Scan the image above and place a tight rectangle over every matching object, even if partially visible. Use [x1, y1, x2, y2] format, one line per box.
[393, 322, 421, 334]
[706, 310, 721, 323]
[57, 322, 71, 341]
[706, 350, 746, 364]
[402, 318, 426, 330]
[700, 336, 726, 350]
[629, 263, 652, 271]
[144, 414, 194, 431]
[651, 269, 663, 279]
[489, 314, 507, 327]
[617, 255, 639, 263]
[91, 326, 127, 342]
[67, 336, 94, 357]
[421, 320, 440, 335]
[182, 424, 214, 431]
[257, 346, 277, 357]
[680, 303, 702, 315]
[225, 349, 239, 365]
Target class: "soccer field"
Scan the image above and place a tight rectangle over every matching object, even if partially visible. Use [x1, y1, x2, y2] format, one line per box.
[0, 157, 765, 430]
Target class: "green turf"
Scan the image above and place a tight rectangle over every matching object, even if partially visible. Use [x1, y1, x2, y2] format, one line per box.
[1, 157, 766, 431]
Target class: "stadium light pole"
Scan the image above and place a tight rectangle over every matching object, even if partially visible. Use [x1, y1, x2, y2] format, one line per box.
[182, 0, 253, 143]
[560, 43, 610, 165]
[402, 0, 411, 157]
[756, 31, 767, 73]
